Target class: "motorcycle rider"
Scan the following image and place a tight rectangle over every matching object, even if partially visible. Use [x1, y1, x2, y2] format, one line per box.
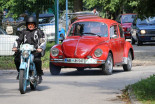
[12, 16, 46, 84]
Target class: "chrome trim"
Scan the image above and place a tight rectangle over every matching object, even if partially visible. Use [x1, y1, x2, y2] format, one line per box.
[50, 58, 105, 64]
[122, 57, 128, 64]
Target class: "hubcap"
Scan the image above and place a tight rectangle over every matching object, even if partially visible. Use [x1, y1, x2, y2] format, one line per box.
[105, 56, 113, 72]
[128, 53, 132, 68]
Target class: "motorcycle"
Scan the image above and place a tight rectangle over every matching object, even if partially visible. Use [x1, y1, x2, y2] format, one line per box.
[18, 44, 38, 94]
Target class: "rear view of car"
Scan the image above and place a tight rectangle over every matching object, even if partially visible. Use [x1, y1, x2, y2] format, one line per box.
[116, 14, 137, 39]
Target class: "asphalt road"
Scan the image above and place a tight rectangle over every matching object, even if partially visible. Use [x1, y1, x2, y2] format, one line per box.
[0, 44, 155, 104]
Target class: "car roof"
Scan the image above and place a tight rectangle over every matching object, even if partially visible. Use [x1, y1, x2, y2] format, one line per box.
[74, 17, 118, 26]
[70, 15, 102, 24]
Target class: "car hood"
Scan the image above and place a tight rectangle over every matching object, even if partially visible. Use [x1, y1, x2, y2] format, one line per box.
[62, 36, 106, 58]
[121, 23, 132, 28]
[137, 25, 155, 30]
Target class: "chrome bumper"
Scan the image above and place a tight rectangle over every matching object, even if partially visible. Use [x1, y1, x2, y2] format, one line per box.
[50, 58, 105, 64]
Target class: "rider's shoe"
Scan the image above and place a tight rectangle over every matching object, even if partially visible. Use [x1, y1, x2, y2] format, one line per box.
[16, 73, 19, 80]
[38, 75, 42, 84]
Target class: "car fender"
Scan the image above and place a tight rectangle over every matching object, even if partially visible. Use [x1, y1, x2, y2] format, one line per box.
[123, 41, 134, 60]
[19, 62, 27, 70]
[90, 44, 111, 61]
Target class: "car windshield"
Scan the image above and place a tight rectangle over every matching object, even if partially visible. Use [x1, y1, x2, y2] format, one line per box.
[137, 17, 155, 25]
[122, 14, 136, 23]
[68, 22, 108, 37]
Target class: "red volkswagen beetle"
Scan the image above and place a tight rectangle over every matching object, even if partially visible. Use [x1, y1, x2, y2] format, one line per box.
[50, 18, 134, 75]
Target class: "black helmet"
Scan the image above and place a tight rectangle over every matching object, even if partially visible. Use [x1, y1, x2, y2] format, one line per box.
[26, 16, 37, 26]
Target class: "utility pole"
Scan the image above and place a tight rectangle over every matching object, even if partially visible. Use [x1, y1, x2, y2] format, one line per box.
[55, 0, 59, 44]
[66, 0, 68, 34]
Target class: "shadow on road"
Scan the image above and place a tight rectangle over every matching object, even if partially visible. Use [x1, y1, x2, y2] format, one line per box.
[46, 68, 125, 76]
[134, 42, 155, 46]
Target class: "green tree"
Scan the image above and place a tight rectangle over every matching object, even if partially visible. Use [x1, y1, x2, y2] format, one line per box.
[1, 0, 54, 25]
[129, 0, 155, 18]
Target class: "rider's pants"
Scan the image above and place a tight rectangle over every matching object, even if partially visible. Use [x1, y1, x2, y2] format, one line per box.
[14, 52, 43, 76]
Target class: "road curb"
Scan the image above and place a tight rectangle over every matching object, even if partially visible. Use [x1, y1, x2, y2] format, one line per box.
[128, 85, 142, 104]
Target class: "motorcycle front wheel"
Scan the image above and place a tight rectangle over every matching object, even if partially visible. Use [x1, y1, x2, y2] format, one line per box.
[19, 70, 27, 94]
[30, 71, 37, 90]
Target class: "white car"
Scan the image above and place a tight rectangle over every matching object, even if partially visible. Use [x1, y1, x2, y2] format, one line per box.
[0, 27, 18, 56]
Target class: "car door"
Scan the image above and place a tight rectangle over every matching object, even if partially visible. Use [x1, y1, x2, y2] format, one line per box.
[118, 24, 125, 62]
[109, 24, 120, 63]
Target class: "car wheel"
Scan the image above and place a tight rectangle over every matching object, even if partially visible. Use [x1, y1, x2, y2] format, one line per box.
[101, 53, 113, 75]
[137, 36, 143, 46]
[123, 51, 132, 71]
[50, 62, 61, 75]
[76, 68, 84, 71]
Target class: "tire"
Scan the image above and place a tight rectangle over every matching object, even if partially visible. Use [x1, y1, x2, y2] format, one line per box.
[137, 36, 143, 46]
[50, 62, 61, 75]
[19, 70, 27, 94]
[101, 53, 113, 75]
[77, 68, 84, 71]
[123, 51, 132, 71]
[30, 71, 37, 90]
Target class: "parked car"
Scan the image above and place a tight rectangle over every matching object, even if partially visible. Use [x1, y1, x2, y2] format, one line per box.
[38, 13, 65, 42]
[49, 17, 134, 75]
[0, 27, 18, 56]
[60, 11, 95, 30]
[116, 13, 137, 39]
[130, 17, 155, 45]
[2, 15, 27, 36]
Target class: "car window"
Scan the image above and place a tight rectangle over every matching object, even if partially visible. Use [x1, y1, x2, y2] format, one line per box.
[118, 25, 124, 38]
[110, 25, 118, 38]
[122, 14, 136, 23]
[68, 22, 108, 37]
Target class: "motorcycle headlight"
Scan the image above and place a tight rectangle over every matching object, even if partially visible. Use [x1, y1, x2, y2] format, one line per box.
[94, 49, 103, 57]
[22, 51, 29, 58]
[51, 48, 59, 57]
[140, 30, 146, 34]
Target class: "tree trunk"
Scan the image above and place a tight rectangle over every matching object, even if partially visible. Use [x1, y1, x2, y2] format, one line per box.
[73, 0, 83, 12]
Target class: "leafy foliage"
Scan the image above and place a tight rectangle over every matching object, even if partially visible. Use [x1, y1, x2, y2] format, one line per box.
[131, 75, 155, 101]
[0, 0, 54, 19]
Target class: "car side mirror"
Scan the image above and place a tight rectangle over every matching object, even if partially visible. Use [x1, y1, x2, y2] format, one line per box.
[110, 35, 117, 39]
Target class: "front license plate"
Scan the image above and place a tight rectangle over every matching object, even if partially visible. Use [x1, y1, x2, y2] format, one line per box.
[151, 37, 155, 40]
[64, 58, 84, 63]
[85, 58, 97, 64]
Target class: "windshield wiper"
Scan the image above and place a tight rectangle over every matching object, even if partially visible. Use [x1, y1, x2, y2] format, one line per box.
[82, 32, 101, 37]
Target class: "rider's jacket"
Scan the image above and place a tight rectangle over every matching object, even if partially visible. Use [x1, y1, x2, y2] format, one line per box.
[13, 28, 46, 51]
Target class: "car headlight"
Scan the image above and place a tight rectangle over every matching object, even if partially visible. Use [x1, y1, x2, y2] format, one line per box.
[22, 51, 29, 58]
[140, 30, 146, 34]
[51, 48, 59, 57]
[94, 49, 103, 57]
